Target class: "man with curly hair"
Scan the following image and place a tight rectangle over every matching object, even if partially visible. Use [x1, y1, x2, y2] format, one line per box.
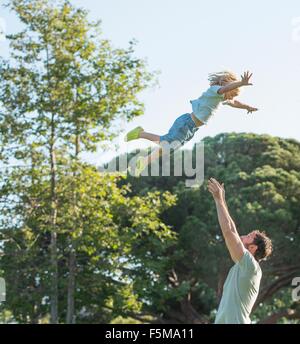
[208, 178, 273, 324]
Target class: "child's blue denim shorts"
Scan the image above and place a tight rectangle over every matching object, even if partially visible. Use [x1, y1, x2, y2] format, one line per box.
[159, 113, 199, 147]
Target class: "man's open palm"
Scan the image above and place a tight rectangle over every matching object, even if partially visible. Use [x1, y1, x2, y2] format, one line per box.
[208, 178, 224, 200]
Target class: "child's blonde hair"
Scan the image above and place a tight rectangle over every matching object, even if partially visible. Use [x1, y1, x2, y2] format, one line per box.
[208, 70, 240, 98]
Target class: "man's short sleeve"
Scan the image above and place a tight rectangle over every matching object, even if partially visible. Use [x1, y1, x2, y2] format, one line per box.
[238, 250, 258, 273]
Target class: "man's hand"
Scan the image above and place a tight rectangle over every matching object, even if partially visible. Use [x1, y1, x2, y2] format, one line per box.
[246, 106, 258, 114]
[208, 178, 225, 201]
[240, 71, 253, 86]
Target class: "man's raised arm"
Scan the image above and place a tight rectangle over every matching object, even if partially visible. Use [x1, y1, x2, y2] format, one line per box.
[208, 178, 245, 262]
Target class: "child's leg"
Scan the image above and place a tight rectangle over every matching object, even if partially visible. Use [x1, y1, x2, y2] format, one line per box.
[127, 129, 162, 175]
[142, 113, 199, 169]
[137, 143, 177, 177]
[139, 131, 160, 144]
[135, 146, 162, 177]
[145, 146, 162, 165]
[125, 126, 160, 144]
[132, 113, 198, 175]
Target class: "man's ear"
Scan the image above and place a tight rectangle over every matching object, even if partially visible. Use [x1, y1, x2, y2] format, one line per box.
[248, 244, 257, 255]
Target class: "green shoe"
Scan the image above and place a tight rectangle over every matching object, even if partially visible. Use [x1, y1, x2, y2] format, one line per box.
[125, 126, 144, 142]
[135, 157, 146, 177]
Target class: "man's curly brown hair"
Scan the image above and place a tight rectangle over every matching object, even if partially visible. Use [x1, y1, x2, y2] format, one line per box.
[251, 230, 273, 261]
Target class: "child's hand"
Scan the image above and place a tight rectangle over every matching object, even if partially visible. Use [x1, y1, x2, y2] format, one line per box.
[247, 106, 258, 114]
[240, 71, 253, 86]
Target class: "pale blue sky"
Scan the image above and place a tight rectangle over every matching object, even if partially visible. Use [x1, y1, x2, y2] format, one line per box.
[1, 0, 300, 164]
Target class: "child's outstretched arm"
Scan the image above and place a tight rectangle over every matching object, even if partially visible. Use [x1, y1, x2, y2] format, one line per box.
[223, 99, 258, 114]
[217, 71, 253, 95]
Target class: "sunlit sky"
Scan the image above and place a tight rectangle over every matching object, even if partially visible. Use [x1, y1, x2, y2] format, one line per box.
[1, 0, 300, 165]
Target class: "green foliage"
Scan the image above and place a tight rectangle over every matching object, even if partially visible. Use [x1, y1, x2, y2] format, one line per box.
[0, 0, 156, 160]
[1, 0, 299, 325]
[0, 163, 176, 323]
[0, 0, 162, 324]
[122, 133, 300, 323]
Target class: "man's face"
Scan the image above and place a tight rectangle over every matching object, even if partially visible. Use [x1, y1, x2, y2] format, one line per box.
[241, 231, 257, 247]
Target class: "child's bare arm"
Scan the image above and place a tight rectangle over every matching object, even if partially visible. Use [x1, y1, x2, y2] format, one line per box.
[223, 99, 258, 114]
[217, 71, 253, 95]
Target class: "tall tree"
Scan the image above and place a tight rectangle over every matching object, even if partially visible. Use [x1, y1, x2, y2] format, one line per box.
[1, 0, 155, 323]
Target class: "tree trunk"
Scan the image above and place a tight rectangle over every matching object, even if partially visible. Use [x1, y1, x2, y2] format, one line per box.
[66, 133, 80, 324]
[66, 249, 76, 324]
[167, 269, 208, 323]
[179, 293, 208, 323]
[50, 114, 58, 324]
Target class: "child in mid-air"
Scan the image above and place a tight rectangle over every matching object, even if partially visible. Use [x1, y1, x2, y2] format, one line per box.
[125, 70, 258, 176]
